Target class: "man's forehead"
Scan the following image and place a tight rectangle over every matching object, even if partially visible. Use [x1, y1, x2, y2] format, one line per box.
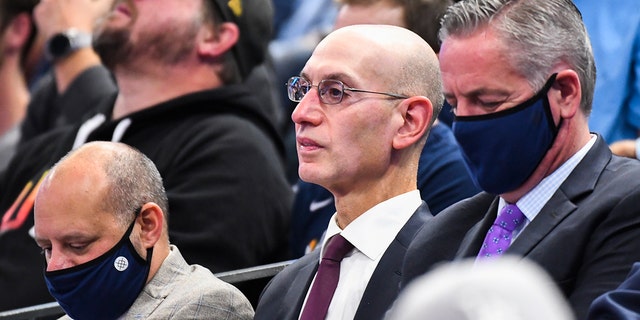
[36, 207, 123, 238]
[33, 209, 105, 243]
[306, 41, 380, 78]
[300, 68, 357, 83]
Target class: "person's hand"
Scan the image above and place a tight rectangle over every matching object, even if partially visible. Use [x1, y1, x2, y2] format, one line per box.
[34, 0, 115, 92]
[609, 139, 637, 159]
[34, 0, 114, 40]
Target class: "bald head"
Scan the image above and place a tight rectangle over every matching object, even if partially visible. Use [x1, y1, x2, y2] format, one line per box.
[294, 24, 441, 201]
[311, 24, 443, 122]
[35, 142, 170, 275]
[38, 141, 169, 230]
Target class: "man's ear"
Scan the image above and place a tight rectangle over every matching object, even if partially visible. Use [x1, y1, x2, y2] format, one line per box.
[392, 97, 433, 150]
[197, 22, 239, 59]
[550, 69, 581, 119]
[136, 202, 164, 249]
[3, 13, 33, 54]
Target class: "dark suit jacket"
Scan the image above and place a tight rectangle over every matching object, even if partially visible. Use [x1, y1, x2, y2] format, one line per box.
[401, 193, 492, 286]
[402, 136, 640, 320]
[254, 202, 432, 320]
[588, 262, 640, 319]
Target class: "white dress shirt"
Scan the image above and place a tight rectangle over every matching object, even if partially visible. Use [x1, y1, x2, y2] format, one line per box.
[299, 190, 422, 320]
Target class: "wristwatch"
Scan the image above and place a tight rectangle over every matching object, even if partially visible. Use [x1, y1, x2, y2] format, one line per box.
[45, 29, 93, 61]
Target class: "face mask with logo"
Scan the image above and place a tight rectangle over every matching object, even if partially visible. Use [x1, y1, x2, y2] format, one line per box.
[452, 73, 559, 195]
[44, 218, 153, 320]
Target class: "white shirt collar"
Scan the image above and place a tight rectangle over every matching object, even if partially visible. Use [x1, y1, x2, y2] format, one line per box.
[322, 190, 421, 261]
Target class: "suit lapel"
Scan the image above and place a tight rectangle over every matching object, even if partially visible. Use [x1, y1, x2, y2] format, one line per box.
[125, 248, 182, 317]
[508, 195, 576, 255]
[509, 136, 609, 256]
[281, 253, 319, 320]
[456, 194, 500, 258]
[354, 203, 431, 320]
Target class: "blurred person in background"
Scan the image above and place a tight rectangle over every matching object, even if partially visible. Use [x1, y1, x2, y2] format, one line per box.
[572, 1, 640, 158]
[0, 0, 291, 310]
[0, 0, 39, 170]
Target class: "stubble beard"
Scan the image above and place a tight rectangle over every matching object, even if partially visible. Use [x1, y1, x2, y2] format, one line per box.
[93, 18, 200, 72]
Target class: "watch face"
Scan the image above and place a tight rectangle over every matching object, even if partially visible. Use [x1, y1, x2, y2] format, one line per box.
[49, 34, 72, 57]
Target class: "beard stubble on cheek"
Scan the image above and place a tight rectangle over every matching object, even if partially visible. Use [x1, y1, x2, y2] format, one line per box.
[93, 27, 133, 71]
[92, 17, 200, 70]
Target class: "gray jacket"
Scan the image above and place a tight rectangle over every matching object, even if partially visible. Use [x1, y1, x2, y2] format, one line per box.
[61, 245, 254, 319]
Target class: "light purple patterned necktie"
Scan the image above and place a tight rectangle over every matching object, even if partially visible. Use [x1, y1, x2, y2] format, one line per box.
[300, 234, 354, 320]
[477, 204, 525, 260]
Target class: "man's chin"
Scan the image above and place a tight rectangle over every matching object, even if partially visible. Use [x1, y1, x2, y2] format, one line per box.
[298, 166, 323, 185]
[93, 28, 131, 71]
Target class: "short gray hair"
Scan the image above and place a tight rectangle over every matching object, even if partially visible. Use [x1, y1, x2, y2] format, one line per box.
[50, 142, 170, 229]
[439, 0, 596, 115]
[101, 144, 169, 229]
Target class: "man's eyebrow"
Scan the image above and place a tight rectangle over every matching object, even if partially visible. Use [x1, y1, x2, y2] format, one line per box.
[59, 233, 98, 242]
[462, 87, 512, 98]
[326, 73, 355, 84]
[35, 233, 97, 245]
[299, 72, 355, 84]
[34, 237, 50, 246]
[443, 93, 456, 101]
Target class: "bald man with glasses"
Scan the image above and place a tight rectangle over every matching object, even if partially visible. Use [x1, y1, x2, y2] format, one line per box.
[254, 24, 453, 320]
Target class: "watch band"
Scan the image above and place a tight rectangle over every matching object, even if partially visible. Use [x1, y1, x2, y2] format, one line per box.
[45, 28, 93, 61]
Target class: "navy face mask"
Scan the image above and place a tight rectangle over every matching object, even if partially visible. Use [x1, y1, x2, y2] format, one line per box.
[452, 74, 559, 195]
[44, 218, 153, 320]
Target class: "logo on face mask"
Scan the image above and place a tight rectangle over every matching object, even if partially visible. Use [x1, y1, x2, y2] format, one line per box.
[114, 256, 129, 271]
[452, 74, 559, 195]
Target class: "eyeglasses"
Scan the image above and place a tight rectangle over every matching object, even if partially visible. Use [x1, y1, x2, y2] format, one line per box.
[286, 76, 409, 105]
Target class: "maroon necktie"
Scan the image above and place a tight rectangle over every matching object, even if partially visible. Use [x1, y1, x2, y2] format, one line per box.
[477, 204, 525, 260]
[299, 234, 354, 320]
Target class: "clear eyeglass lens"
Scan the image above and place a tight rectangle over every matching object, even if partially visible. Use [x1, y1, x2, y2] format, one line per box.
[287, 77, 347, 104]
[318, 80, 344, 104]
[287, 77, 309, 102]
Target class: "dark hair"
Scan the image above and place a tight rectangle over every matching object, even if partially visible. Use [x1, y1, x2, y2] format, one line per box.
[207, 0, 274, 83]
[440, 0, 595, 114]
[404, 0, 454, 53]
[101, 143, 169, 229]
[201, 0, 239, 84]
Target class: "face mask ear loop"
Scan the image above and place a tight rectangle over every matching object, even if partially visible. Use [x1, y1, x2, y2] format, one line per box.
[540, 73, 559, 135]
[134, 247, 154, 295]
[126, 206, 154, 265]
[133, 211, 155, 296]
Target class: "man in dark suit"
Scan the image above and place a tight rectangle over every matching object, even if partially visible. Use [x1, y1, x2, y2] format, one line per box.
[288, 0, 480, 260]
[402, 0, 640, 319]
[254, 24, 442, 320]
